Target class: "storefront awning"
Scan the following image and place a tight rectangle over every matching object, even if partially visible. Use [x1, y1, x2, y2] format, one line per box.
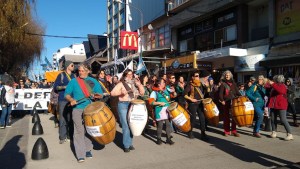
[259, 55, 300, 67]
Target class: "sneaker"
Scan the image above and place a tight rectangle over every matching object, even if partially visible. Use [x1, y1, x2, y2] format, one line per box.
[188, 132, 195, 139]
[124, 148, 130, 153]
[224, 133, 230, 137]
[200, 133, 209, 141]
[284, 133, 294, 141]
[253, 133, 261, 138]
[54, 123, 59, 128]
[6, 123, 11, 128]
[0, 125, 5, 129]
[59, 138, 67, 144]
[77, 158, 85, 163]
[86, 151, 93, 158]
[270, 131, 277, 138]
[129, 146, 135, 150]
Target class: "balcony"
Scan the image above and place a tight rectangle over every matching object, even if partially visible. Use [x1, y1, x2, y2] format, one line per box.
[168, 0, 198, 13]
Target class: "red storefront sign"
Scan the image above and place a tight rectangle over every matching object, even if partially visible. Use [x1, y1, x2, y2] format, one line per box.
[120, 31, 138, 50]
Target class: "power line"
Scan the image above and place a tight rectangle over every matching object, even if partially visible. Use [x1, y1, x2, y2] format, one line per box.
[25, 32, 139, 39]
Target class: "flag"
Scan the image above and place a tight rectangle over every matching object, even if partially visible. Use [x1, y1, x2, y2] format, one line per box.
[45, 57, 53, 70]
[114, 49, 125, 67]
[116, 61, 134, 79]
[135, 56, 146, 74]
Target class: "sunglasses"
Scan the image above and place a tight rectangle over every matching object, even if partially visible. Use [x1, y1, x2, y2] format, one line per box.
[170, 77, 175, 79]
[194, 75, 199, 77]
[70, 64, 74, 67]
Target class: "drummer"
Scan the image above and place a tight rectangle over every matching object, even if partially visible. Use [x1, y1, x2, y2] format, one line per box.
[149, 78, 176, 145]
[110, 69, 144, 153]
[184, 70, 211, 141]
[219, 70, 241, 137]
[96, 69, 111, 104]
[64, 63, 103, 163]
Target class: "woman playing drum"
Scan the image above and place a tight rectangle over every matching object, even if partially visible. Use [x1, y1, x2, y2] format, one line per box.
[219, 70, 241, 137]
[149, 78, 175, 145]
[110, 69, 145, 152]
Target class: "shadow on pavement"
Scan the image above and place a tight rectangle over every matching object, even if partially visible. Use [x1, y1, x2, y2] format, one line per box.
[113, 130, 124, 150]
[208, 135, 294, 168]
[0, 135, 26, 169]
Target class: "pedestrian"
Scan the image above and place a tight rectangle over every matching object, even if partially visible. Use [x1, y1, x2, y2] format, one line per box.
[96, 69, 111, 104]
[219, 70, 241, 137]
[238, 82, 246, 96]
[53, 60, 76, 144]
[110, 69, 145, 153]
[149, 78, 175, 145]
[0, 78, 15, 128]
[64, 63, 103, 162]
[267, 75, 293, 140]
[176, 75, 187, 108]
[246, 75, 266, 138]
[285, 78, 299, 127]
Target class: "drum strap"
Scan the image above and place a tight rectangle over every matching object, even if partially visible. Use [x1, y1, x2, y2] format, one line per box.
[122, 81, 134, 99]
[77, 77, 93, 98]
[194, 86, 205, 99]
[98, 80, 110, 94]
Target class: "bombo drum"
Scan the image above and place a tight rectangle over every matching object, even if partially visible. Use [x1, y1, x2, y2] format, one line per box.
[202, 98, 219, 127]
[167, 102, 191, 133]
[128, 99, 148, 136]
[84, 102, 116, 145]
[231, 96, 254, 127]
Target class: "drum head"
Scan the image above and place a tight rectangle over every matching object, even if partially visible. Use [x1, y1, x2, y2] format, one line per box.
[167, 102, 178, 111]
[84, 102, 105, 115]
[131, 99, 145, 105]
[202, 98, 212, 104]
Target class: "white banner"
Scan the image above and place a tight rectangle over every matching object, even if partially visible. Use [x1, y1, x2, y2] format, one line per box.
[0, 88, 51, 110]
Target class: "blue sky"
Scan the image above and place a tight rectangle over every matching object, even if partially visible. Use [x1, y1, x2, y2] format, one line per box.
[30, 0, 107, 76]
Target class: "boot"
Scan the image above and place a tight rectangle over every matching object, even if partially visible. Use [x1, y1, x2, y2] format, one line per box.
[156, 138, 162, 145]
[200, 131, 209, 141]
[284, 133, 294, 141]
[293, 115, 299, 127]
[270, 131, 277, 138]
[166, 138, 174, 145]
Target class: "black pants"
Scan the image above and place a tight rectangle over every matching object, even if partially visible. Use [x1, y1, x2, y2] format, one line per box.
[188, 103, 206, 132]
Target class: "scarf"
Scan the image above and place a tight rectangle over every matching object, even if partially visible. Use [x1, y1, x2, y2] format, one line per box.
[77, 77, 92, 98]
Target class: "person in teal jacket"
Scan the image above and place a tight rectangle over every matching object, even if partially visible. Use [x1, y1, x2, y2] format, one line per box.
[246, 75, 266, 138]
[149, 78, 175, 145]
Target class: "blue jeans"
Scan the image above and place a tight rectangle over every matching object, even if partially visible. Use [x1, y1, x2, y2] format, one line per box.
[253, 104, 264, 133]
[118, 101, 132, 149]
[0, 104, 12, 126]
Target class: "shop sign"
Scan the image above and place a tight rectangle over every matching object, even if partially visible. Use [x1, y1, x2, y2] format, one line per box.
[120, 31, 138, 50]
[164, 54, 196, 71]
[235, 54, 265, 72]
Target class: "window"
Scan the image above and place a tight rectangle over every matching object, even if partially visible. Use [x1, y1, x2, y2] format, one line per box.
[146, 32, 156, 50]
[108, 7, 112, 19]
[114, 16, 118, 29]
[156, 25, 170, 48]
[179, 38, 194, 53]
[120, 12, 125, 26]
[114, 3, 119, 14]
[108, 21, 112, 33]
[214, 24, 236, 44]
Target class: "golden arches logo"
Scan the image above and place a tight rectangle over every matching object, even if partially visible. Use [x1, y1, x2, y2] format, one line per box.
[122, 33, 138, 48]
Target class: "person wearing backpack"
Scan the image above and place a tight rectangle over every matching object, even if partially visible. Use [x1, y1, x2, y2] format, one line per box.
[53, 60, 76, 144]
[246, 75, 266, 138]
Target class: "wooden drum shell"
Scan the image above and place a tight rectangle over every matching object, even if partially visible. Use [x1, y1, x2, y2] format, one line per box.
[84, 102, 116, 145]
[231, 96, 254, 127]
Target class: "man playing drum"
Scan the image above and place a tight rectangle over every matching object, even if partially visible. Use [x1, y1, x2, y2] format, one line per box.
[110, 69, 144, 153]
[184, 71, 211, 141]
[65, 63, 103, 163]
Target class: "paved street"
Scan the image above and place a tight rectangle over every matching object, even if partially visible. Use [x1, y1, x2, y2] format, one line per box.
[0, 112, 299, 169]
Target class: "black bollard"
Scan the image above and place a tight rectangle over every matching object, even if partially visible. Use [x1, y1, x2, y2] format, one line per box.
[31, 137, 49, 160]
[31, 108, 38, 116]
[32, 121, 44, 135]
[32, 113, 41, 123]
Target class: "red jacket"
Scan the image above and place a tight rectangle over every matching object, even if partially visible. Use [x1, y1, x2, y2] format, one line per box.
[267, 83, 288, 110]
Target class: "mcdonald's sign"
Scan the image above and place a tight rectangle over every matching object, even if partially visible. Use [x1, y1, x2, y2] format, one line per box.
[120, 31, 138, 50]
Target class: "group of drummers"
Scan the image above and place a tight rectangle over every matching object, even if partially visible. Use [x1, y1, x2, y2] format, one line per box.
[52, 60, 297, 163]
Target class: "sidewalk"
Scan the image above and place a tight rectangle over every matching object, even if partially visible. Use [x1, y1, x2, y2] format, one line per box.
[0, 113, 300, 169]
